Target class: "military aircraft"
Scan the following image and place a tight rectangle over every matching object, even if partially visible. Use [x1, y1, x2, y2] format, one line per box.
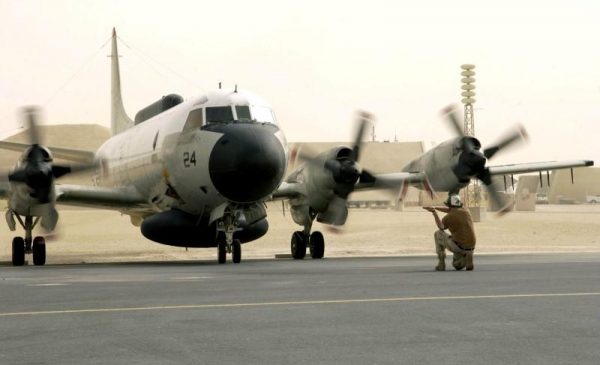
[0, 29, 421, 266]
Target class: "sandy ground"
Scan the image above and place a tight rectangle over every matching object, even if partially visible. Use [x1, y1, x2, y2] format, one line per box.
[1, 204, 599, 264]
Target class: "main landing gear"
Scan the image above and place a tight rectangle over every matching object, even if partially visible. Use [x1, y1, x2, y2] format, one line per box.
[291, 224, 325, 260]
[215, 213, 242, 264]
[9, 214, 46, 266]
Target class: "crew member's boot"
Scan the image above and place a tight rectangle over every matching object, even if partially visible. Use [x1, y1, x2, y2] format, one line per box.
[465, 251, 474, 271]
[452, 252, 466, 270]
[435, 254, 446, 271]
[434, 231, 446, 271]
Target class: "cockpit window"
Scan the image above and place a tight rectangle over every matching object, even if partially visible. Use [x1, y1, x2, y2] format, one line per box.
[235, 106, 251, 121]
[251, 106, 277, 125]
[206, 106, 234, 123]
[183, 108, 203, 132]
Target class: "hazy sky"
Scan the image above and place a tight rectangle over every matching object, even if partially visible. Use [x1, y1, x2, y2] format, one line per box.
[1, 0, 599, 166]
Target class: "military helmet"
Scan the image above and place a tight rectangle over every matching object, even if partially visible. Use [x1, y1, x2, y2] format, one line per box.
[444, 194, 463, 208]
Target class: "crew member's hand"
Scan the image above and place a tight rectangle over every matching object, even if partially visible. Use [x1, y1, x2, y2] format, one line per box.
[423, 206, 434, 212]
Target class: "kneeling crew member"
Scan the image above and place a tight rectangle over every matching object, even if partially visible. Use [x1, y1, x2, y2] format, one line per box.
[423, 194, 476, 271]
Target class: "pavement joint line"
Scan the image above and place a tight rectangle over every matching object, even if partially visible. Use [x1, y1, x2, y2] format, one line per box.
[1, 292, 600, 317]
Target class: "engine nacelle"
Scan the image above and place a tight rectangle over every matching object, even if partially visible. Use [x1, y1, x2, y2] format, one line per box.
[141, 209, 268, 247]
[287, 146, 355, 226]
[402, 137, 481, 193]
[302, 147, 353, 210]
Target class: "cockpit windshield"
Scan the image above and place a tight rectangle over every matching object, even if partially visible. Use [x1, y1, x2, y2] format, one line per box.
[204, 105, 278, 125]
[233, 105, 277, 125]
[235, 106, 252, 120]
[251, 105, 277, 125]
[206, 106, 234, 123]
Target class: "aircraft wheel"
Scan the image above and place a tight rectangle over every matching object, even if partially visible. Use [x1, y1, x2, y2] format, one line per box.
[32, 236, 46, 266]
[232, 239, 242, 264]
[291, 231, 306, 260]
[217, 241, 227, 264]
[12, 237, 25, 266]
[309, 231, 325, 259]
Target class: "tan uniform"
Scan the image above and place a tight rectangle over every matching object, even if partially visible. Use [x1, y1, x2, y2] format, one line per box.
[434, 208, 475, 270]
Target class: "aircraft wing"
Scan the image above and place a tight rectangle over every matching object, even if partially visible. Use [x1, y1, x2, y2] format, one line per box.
[354, 171, 426, 190]
[270, 172, 425, 200]
[488, 160, 593, 176]
[0, 141, 96, 163]
[271, 182, 305, 200]
[55, 184, 149, 210]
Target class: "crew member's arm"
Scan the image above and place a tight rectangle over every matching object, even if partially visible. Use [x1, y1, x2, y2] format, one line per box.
[423, 206, 445, 230]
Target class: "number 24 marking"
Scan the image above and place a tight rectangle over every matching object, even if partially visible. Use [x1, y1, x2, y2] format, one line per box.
[183, 151, 196, 167]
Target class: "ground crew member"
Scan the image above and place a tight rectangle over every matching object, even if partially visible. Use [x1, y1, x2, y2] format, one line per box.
[423, 194, 476, 271]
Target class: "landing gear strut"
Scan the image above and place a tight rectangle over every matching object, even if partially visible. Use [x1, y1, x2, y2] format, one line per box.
[290, 221, 325, 260]
[215, 212, 243, 264]
[9, 213, 46, 266]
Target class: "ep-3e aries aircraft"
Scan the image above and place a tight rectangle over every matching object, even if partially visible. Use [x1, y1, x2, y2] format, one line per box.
[0, 29, 593, 266]
[0, 29, 422, 266]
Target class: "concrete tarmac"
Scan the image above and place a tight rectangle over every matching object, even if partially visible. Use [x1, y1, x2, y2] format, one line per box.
[1, 253, 599, 365]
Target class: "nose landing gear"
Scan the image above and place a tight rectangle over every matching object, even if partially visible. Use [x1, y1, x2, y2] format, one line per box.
[215, 212, 243, 264]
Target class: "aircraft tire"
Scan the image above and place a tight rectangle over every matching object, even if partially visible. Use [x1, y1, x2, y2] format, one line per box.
[32, 236, 46, 266]
[12, 237, 25, 266]
[218, 241, 227, 264]
[232, 239, 241, 264]
[291, 231, 306, 260]
[309, 231, 325, 259]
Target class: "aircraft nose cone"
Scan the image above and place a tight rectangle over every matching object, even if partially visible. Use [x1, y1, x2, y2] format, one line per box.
[208, 124, 286, 203]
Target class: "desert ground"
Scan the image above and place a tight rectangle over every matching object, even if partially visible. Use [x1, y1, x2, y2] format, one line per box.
[1, 204, 599, 264]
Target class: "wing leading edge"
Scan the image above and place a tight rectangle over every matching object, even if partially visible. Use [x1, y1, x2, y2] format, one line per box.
[55, 184, 148, 210]
[271, 172, 426, 200]
[0, 141, 96, 164]
[488, 160, 593, 176]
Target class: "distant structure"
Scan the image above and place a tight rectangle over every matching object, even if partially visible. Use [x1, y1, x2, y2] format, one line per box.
[460, 64, 480, 210]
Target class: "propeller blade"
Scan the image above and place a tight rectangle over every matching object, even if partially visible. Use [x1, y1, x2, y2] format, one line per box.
[483, 124, 528, 159]
[52, 162, 98, 179]
[477, 169, 512, 216]
[442, 105, 475, 152]
[325, 195, 349, 226]
[351, 111, 372, 162]
[21, 106, 43, 146]
[288, 143, 320, 171]
[8, 169, 28, 183]
[397, 180, 409, 203]
[290, 144, 323, 170]
[442, 105, 465, 138]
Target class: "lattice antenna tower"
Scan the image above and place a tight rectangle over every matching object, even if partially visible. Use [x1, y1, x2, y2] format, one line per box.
[460, 64, 479, 208]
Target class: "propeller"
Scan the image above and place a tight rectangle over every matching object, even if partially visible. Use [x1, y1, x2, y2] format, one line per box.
[293, 111, 375, 227]
[443, 105, 528, 214]
[325, 111, 373, 198]
[6, 106, 97, 204]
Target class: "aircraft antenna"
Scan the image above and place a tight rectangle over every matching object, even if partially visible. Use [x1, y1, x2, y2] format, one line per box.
[219, 82, 222, 89]
[234, 84, 238, 93]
